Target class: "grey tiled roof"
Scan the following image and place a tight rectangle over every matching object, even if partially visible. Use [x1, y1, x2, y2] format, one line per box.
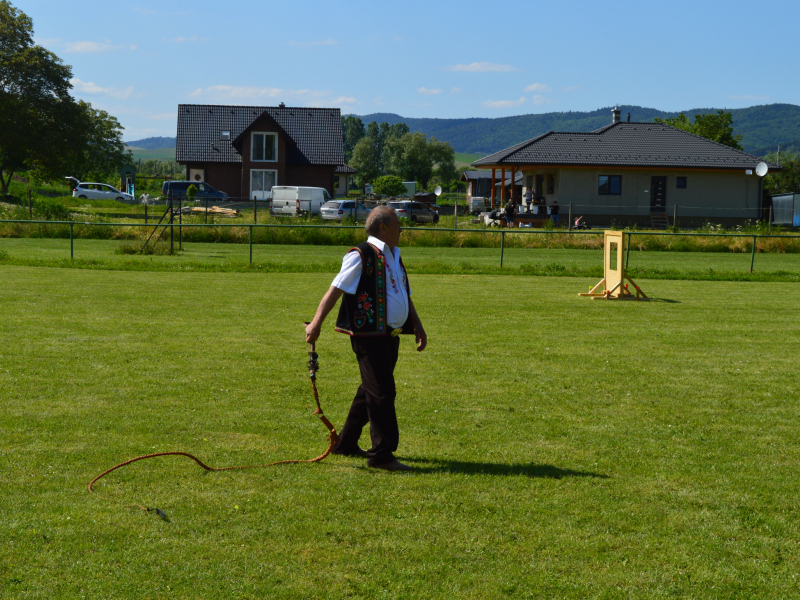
[176, 104, 344, 165]
[335, 164, 357, 174]
[473, 123, 781, 171]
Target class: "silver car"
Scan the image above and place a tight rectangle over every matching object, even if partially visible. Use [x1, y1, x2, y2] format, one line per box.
[72, 182, 133, 201]
[388, 201, 440, 224]
[320, 200, 371, 221]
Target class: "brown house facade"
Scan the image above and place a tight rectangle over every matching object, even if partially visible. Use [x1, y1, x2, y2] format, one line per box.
[176, 104, 346, 200]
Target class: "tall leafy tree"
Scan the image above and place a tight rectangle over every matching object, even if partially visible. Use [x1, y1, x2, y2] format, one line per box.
[341, 115, 365, 164]
[655, 110, 743, 150]
[763, 151, 800, 194]
[384, 132, 455, 190]
[0, 1, 129, 192]
[348, 137, 380, 186]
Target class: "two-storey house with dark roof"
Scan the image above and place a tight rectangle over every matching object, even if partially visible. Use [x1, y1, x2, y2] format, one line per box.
[472, 108, 780, 227]
[176, 104, 346, 200]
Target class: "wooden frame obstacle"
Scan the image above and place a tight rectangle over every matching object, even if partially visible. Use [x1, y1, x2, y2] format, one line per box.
[579, 231, 648, 300]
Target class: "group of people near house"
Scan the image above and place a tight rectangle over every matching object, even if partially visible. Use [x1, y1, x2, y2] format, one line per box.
[502, 196, 560, 227]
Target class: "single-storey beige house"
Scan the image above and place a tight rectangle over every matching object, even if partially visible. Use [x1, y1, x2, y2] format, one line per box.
[472, 108, 781, 227]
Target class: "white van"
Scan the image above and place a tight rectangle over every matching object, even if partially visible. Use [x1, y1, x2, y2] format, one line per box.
[270, 186, 332, 216]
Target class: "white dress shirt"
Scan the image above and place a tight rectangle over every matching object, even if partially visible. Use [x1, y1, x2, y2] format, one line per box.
[331, 236, 410, 329]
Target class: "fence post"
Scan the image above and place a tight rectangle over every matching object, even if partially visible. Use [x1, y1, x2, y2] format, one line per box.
[568, 202, 572, 231]
[750, 235, 757, 273]
[500, 230, 505, 268]
[145, 202, 148, 225]
[454, 197, 458, 230]
[249, 225, 253, 264]
[169, 192, 174, 255]
[254, 195, 258, 224]
[673, 204, 678, 230]
[205, 198, 208, 224]
[28, 188, 32, 219]
[626, 231, 632, 269]
[70, 222, 74, 259]
[768, 205, 772, 235]
[179, 196, 182, 250]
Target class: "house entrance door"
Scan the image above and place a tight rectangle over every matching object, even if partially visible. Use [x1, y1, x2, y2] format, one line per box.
[650, 176, 667, 212]
[251, 169, 276, 200]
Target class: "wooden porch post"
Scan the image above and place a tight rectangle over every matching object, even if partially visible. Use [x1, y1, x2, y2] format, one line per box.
[501, 168, 506, 208]
[491, 168, 496, 209]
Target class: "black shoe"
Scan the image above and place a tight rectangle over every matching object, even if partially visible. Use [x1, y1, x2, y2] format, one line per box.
[332, 446, 368, 458]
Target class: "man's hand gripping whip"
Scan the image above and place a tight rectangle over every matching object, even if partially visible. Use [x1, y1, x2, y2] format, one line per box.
[87, 331, 339, 513]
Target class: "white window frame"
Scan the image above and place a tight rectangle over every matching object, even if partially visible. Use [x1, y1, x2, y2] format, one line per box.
[251, 132, 278, 162]
[250, 169, 278, 200]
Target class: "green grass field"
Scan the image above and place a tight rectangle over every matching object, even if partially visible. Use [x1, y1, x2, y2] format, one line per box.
[127, 147, 177, 162]
[1, 265, 799, 598]
[2, 237, 800, 282]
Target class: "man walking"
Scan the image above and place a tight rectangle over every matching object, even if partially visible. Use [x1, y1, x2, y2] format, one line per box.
[305, 206, 427, 471]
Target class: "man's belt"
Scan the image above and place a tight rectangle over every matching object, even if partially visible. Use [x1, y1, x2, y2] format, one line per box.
[387, 326, 402, 337]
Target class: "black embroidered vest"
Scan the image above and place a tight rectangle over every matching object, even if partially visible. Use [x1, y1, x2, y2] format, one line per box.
[335, 242, 413, 337]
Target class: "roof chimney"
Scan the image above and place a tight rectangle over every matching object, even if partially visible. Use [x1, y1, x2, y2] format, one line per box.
[627, 112, 631, 122]
[279, 102, 285, 108]
[612, 106, 621, 124]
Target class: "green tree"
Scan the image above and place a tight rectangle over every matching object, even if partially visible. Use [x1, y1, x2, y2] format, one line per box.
[372, 175, 407, 197]
[341, 115, 365, 164]
[655, 110, 743, 150]
[763, 151, 800, 194]
[349, 137, 379, 186]
[0, 1, 129, 192]
[384, 132, 455, 190]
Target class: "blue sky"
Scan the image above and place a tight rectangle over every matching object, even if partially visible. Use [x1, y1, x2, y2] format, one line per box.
[21, 0, 799, 141]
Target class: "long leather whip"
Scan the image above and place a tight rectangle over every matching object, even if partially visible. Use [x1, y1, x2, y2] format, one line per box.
[88, 337, 339, 513]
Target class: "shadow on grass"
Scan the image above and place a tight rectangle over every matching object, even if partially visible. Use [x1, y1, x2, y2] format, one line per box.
[401, 458, 609, 479]
[648, 297, 681, 304]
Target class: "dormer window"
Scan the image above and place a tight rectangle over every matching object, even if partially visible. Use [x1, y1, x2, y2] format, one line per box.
[252, 132, 277, 161]
[220, 130, 230, 141]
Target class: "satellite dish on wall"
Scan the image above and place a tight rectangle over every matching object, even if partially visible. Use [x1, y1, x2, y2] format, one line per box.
[755, 162, 769, 177]
[434, 185, 442, 196]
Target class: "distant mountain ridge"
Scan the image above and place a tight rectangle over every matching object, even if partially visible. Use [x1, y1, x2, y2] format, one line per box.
[127, 104, 800, 158]
[126, 136, 176, 150]
[353, 104, 800, 158]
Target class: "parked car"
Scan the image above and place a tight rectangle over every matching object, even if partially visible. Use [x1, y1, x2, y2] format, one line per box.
[71, 182, 133, 201]
[161, 180, 228, 200]
[388, 201, 440, 224]
[320, 200, 371, 221]
[271, 186, 332, 216]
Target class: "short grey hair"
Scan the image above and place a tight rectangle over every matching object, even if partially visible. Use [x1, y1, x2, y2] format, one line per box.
[365, 205, 398, 236]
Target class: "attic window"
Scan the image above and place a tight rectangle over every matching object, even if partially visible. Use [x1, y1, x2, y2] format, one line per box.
[221, 130, 230, 141]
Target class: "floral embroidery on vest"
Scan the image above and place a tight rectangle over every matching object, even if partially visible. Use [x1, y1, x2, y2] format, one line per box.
[374, 249, 386, 333]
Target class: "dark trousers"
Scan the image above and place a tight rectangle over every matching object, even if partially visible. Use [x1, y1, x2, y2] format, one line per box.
[334, 335, 401, 466]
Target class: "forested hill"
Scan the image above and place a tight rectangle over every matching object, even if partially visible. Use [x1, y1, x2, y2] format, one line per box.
[126, 104, 800, 158]
[126, 136, 176, 150]
[354, 104, 800, 157]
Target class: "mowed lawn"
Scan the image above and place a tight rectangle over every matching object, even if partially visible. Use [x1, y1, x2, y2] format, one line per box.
[1, 266, 799, 598]
[2, 237, 800, 278]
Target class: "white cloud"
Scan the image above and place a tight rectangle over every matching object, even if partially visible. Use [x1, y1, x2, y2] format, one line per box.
[525, 83, 552, 93]
[727, 94, 770, 101]
[64, 41, 127, 53]
[165, 35, 209, 43]
[71, 78, 135, 99]
[189, 85, 357, 107]
[418, 87, 443, 95]
[481, 97, 526, 109]
[447, 62, 518, 72]
[451, 87, 462, 94]
[286, 38, 337, 49]
[561, 85, 581, 92]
